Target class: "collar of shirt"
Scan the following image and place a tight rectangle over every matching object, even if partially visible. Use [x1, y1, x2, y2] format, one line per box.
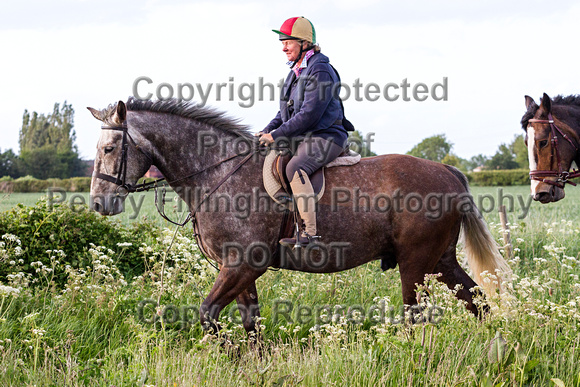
[287, 48, 315, 77]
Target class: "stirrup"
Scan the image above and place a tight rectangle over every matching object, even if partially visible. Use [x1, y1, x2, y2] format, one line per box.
[279, 232, 321, 249]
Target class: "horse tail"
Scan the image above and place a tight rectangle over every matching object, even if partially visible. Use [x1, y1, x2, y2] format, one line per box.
[444, 165, 512, 296]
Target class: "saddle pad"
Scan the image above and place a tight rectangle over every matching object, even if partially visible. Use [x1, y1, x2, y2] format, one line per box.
[263, 148, 360, 205]
[326, 149, 361, 168]
[263, 149, 285, 204]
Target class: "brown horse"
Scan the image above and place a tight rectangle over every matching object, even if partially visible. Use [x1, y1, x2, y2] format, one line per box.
[89, 98, 509, 337]
[522, 93, 580, 203]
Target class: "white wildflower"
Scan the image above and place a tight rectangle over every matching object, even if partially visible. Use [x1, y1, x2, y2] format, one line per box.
[0, 285, 20, 297]
[31, 328, 46, 336]
[116, 242, 133, 247]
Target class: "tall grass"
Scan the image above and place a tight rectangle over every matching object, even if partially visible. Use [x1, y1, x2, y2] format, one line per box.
[0, 187, 579, 386]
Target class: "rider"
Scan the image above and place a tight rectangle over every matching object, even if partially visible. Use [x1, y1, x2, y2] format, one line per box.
[258, 16, 348, 247]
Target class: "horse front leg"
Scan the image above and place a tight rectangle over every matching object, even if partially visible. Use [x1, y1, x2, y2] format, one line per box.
[200, 267, 266, 339]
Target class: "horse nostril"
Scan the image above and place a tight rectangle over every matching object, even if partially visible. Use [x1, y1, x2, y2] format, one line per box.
[93, 201, 103, 213]
[533, 192, 551, 203]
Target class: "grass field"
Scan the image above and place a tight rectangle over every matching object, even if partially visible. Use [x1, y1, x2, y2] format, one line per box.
[0, 185, 579, 386]
[0, 190, 185, 228]
[2, 185, 578, 225]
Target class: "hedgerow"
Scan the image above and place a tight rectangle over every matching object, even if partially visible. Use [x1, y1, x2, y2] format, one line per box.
[0, 199, 160, 286]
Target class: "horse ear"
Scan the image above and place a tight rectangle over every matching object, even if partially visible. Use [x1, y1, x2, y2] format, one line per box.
[112, 101, 127, 124]
[540, 93, 552, 113]
[117, 100, 127, 120]
[87, 107, 102, 122]
[524, 95, 537, 110]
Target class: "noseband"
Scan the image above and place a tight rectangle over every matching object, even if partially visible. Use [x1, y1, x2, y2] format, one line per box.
[528, 113, 580, 189]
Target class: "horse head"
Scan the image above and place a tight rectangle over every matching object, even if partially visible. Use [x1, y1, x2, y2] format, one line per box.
[88, 101, 152, 215]
[522, 93, 579, 203]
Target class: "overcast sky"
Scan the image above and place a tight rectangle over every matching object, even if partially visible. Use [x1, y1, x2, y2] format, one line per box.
[1, 0, 579, 160]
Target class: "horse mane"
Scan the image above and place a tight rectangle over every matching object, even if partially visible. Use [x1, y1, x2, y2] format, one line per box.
[98, 97, 252, 138]
[521, 94, 580, 131]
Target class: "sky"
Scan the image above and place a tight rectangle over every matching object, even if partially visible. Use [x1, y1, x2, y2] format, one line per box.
[1, 0, 579, 161]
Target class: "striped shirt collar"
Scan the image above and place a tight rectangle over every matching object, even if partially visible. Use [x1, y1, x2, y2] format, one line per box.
[287, 49, 315, 77]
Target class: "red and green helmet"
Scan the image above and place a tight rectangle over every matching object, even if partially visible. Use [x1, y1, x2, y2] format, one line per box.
[272, 17, 316, 44]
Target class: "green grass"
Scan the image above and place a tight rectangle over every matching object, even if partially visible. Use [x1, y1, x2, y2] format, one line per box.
[0, 190, 186, 228]
[3, 185, 579, 226]
[0, 186, 579, 386]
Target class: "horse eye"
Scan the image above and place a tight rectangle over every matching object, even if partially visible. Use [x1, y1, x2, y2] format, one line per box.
[539, 140, 548, 149]
[104, 146, 115, 154]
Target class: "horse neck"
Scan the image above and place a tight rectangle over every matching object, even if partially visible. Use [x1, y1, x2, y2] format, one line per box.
[131, 111, 261, 193]
[554, 105, 580, 166]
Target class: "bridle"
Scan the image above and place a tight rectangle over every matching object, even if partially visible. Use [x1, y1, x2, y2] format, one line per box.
[93, 122, 277, 271]
[93, 122, 260, 224]
[94, 123, 164, 196]
[528, 113, 580, 189]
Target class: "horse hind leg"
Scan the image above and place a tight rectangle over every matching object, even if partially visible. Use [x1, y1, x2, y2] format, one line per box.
[235, 281, 262, 348]
[431, 240, 487, 317]
[397, 244, 443, 309]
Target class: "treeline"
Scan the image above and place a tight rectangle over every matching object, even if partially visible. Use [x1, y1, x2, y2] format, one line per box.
[0, 176, 91, 193]
[407, 133, 528, 172]
[1, 102, 86, 179]
[0, 171, 534, 193]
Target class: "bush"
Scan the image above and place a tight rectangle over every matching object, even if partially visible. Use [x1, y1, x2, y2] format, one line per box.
[0, 176, 14, 193]
[466, 169, 530, 186]
[0, 176, 92, 192]
[68, 176, 91, 192]
[0, 198, 160, 287]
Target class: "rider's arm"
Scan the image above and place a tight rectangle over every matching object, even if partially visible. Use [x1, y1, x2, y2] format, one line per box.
[270, 68, 334, 140]
[261, 111, 283, 134]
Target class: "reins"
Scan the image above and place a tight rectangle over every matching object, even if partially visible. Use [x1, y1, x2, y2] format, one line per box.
[155, 149, 258, 227]
[95, 123, 262, 198]
[528, 113, 580, 188]
[94, 123, 267, 271]
[95, 123, 301, 272]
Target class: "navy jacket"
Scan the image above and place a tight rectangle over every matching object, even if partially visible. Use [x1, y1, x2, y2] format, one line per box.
[264, 52, 348, 146]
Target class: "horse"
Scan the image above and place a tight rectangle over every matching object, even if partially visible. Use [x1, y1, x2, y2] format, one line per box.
[88, 97, 510, 338]
[522, 93, 580, 203]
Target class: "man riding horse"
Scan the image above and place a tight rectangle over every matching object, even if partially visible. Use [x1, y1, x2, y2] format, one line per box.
[257, 16, 348, 248]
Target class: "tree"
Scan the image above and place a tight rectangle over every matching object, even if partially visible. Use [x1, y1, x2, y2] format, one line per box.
[467, 154, 490, 171]
[511, 134, 528, 169]
[407, 134, 452, 163]
[441, 153, 460, 167]
[486, 135, 528, 170]
[487, 144, 519, 170]
[0, 149, 21, 178]
[348, 130, 377, 157]
[19, 102, 84, 179]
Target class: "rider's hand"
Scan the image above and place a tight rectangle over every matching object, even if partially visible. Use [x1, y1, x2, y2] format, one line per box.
[254, 131, 264, 137]
[259, 133, 274, 145]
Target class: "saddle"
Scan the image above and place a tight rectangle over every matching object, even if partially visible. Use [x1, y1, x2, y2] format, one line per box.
[263, 147, 361, 205]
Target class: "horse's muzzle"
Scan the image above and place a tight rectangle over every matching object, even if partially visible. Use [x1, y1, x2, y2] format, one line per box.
[532, 185, 565, 203]
[90, 194, 125, 215]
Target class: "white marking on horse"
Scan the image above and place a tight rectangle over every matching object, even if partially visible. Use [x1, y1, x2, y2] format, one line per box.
[527, 125, 540, 194]
[97, 129, 119, 176]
